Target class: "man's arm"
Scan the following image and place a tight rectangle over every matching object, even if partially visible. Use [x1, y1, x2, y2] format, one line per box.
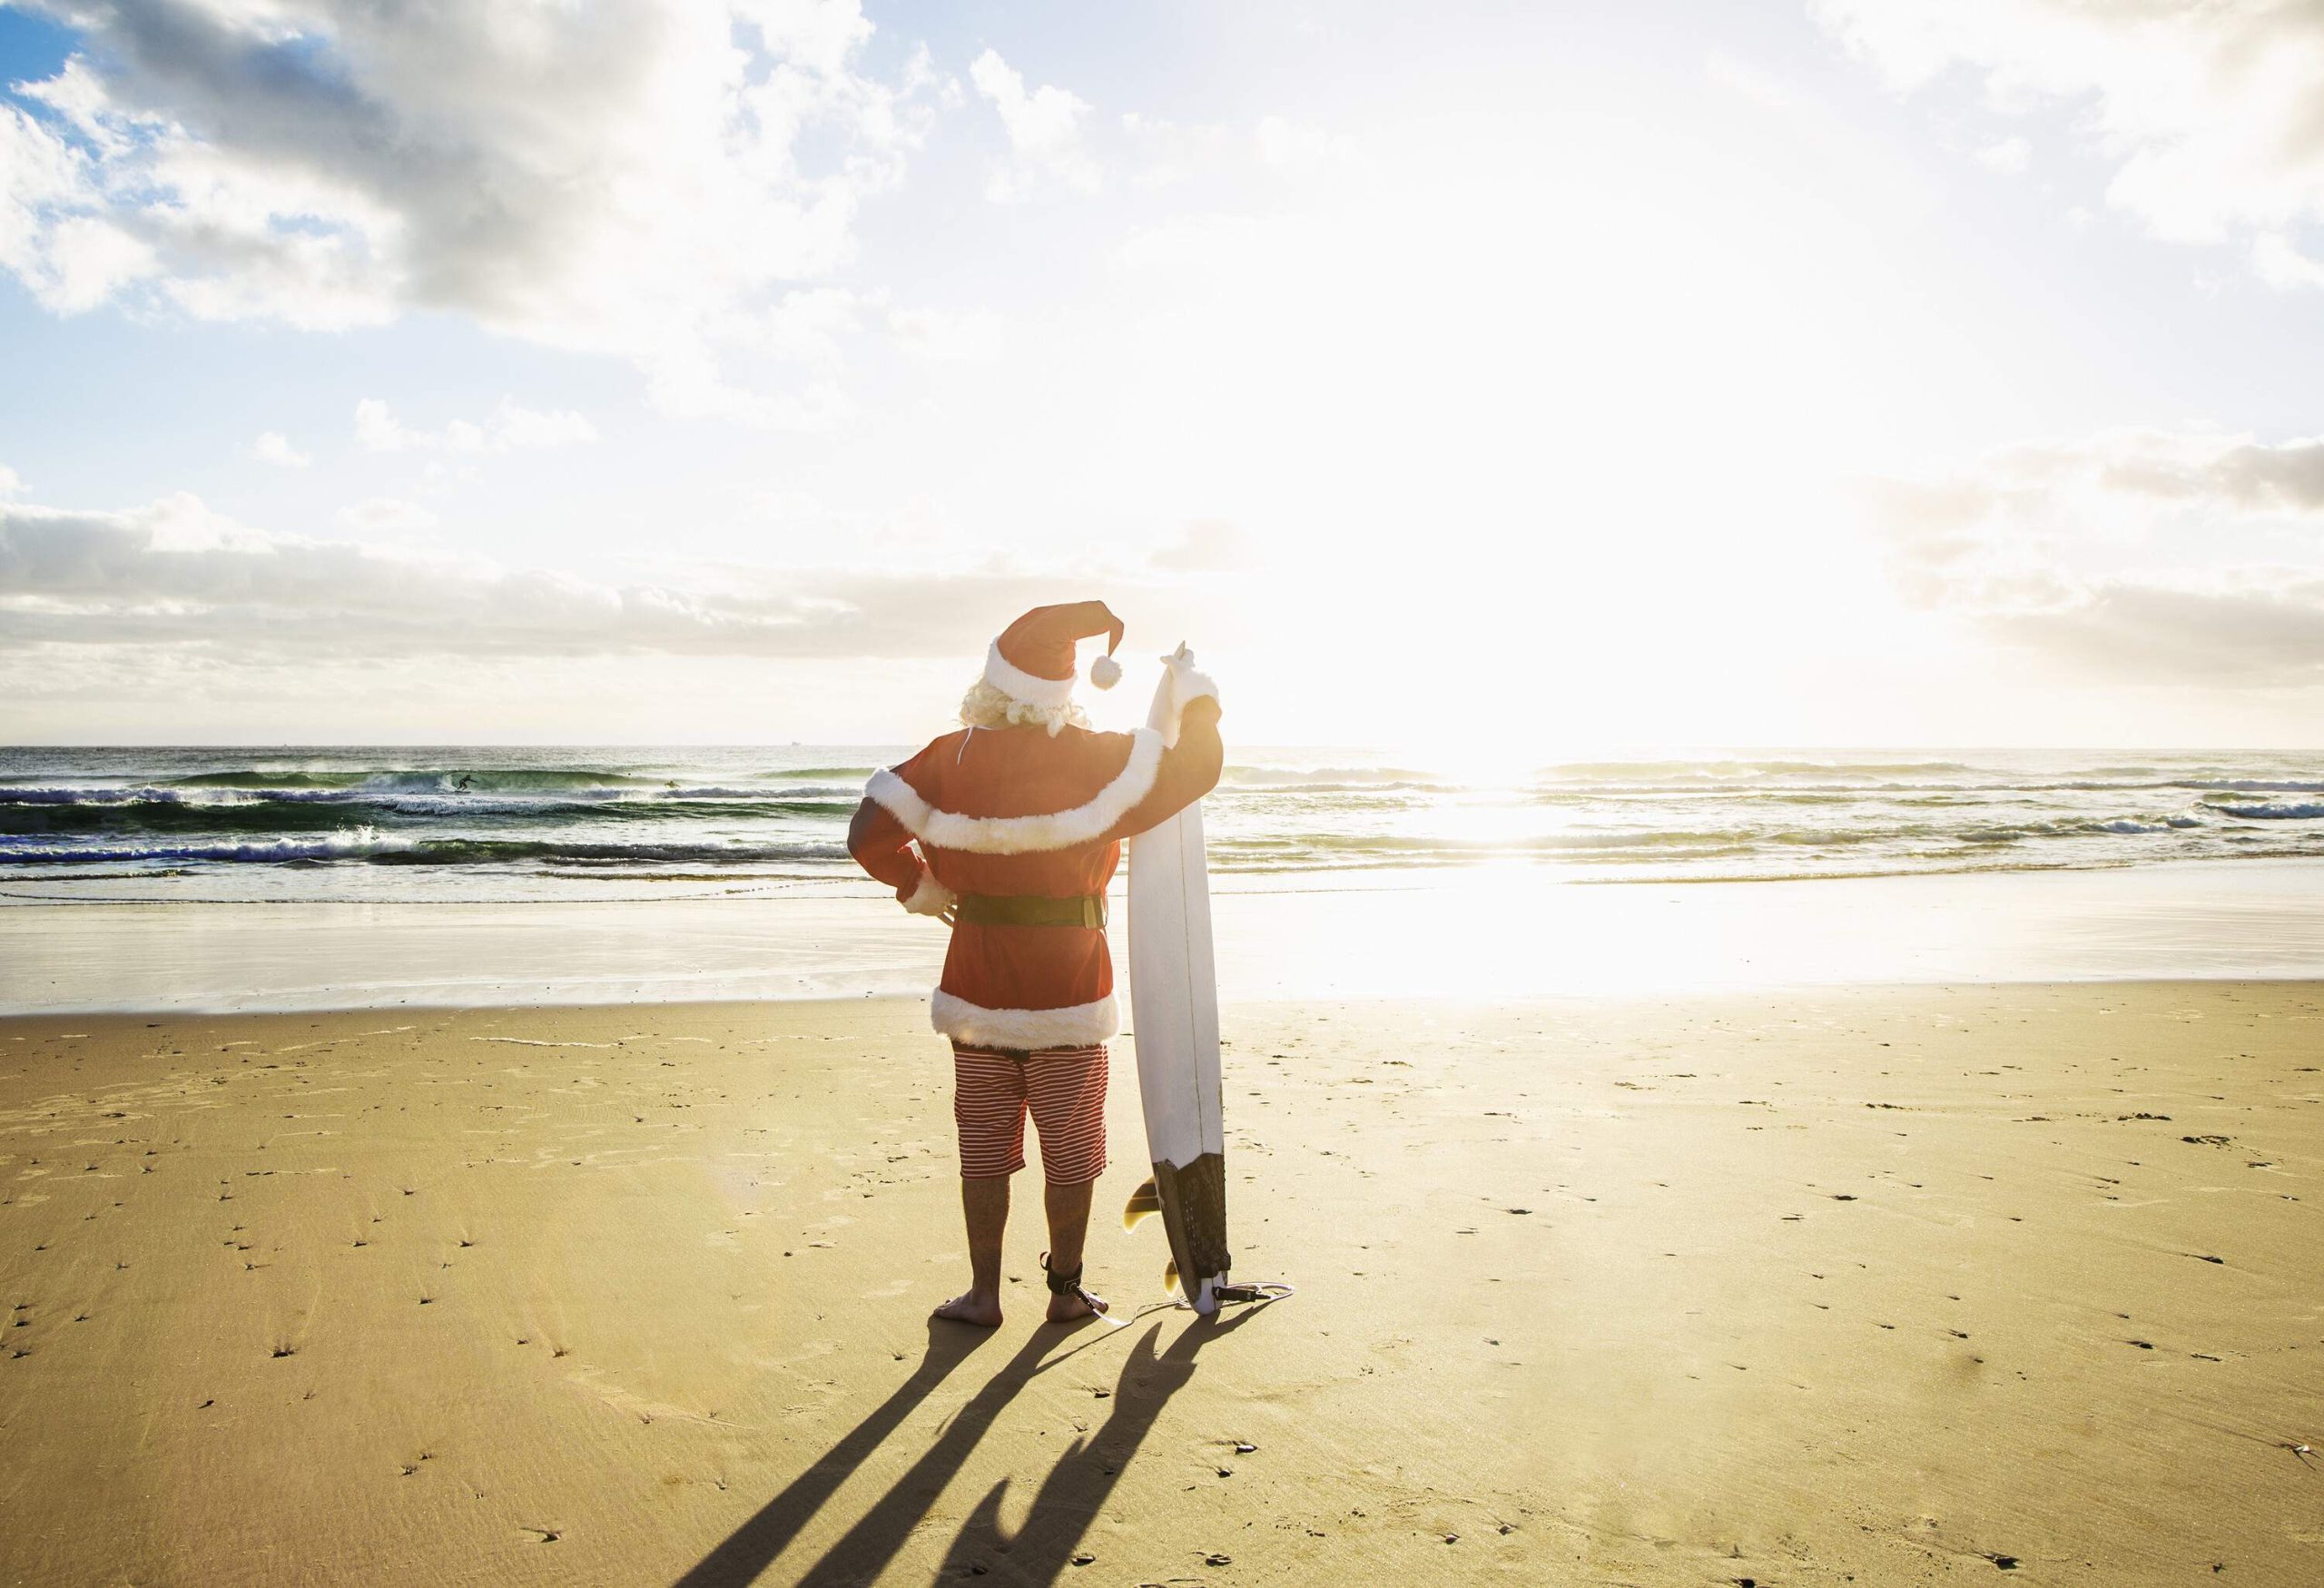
[1103, 694, 1224, 841]
[849, 784, 956, 916]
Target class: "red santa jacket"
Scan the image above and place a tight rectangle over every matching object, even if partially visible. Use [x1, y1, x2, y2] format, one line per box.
[848, 695, 1224, 1050]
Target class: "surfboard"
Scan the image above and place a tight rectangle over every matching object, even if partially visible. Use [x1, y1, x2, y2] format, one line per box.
[1123, 646, 1289, 1315]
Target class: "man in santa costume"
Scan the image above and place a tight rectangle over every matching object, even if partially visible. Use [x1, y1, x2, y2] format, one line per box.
[848, 601, 1222, 1325]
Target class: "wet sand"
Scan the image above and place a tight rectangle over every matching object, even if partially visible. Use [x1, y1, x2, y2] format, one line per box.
[1, 984, 2319, 1585]
[13, 857, 2324, 1016]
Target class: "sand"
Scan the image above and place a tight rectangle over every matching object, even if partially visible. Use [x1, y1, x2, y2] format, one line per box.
[1, 984, 2319, 1586]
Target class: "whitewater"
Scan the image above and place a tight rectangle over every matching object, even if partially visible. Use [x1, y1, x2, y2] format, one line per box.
[4, 745, 2324, 906]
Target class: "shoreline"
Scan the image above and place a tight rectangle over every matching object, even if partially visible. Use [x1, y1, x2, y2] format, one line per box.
[9, 971, 2324, 1030]
[3, 982, 2318, 1584]
[7, 857, 2324, 1016]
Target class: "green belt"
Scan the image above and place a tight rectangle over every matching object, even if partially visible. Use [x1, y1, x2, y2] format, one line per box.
[953, 893, 1108, 929]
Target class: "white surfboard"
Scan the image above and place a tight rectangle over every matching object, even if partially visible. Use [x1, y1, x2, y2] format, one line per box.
[1123, 647, 1288, 1315]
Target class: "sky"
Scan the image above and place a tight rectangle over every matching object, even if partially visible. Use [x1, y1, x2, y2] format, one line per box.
[3, 0, 2323, 751]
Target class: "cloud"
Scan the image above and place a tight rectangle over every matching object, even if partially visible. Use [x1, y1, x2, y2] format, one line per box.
[0, 465, 22, 497]
[2020, 429, 2324, 514]
[882, 302, 1003, 361]
[626, 285, 978, 421]
[353, 399, 599, 455]
[2254, 231, 2324, 290]
[1814, 0, 2324, 281]
[2, 99, 155, 311]
[1987, 578, 2324, 685]
[334, 497, 438, 538]
[969, 49, 1099, 201]
[1253, 115, 1354, 178]
[1874, 429, 2324, 528]
[1975, 136, 2031, 176]
[1702, 53, 1800, 113]
[2106, 437, 2324, 515]
[1867, 428, 2324, 683]
[1150, 519, 1258, 573]
[1118, 111, 1229, 189]
[1117, 109, 1353, 192]
[0, 1, 944, 397]
[244, 430, 310, 469]
[0, 488, 1129, 663]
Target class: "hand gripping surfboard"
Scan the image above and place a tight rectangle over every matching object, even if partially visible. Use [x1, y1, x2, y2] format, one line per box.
[1123, 646, 1293, 1315]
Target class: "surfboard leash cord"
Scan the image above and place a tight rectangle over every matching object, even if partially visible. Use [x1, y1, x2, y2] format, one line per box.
[1186, 1279, 1296, 1310]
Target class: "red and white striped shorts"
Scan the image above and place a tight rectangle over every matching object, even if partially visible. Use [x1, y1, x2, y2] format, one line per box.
[950, 1042, 1108, 1185]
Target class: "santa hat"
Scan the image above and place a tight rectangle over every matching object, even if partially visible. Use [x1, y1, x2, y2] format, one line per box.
[984, 600, 1125, 707]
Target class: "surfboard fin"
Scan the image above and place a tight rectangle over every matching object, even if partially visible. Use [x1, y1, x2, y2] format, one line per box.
[1122, 1177, 1161, 1231]
[1162, 1258, 1179, 1296]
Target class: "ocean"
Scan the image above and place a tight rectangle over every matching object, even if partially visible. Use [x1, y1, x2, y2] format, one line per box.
[4, 745, 2323, 906]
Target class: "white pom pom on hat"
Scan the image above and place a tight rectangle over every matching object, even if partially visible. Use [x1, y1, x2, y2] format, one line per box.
[984, 600, 1128, 708]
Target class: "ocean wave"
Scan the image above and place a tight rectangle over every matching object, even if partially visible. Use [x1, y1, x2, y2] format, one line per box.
[0, 833, 851, 867]
[1224, 780, 1449, 797]
[0, 827, 414, 864]
[2211, 802, 2324, 821]
[1212, 809, 2220, 863]
[15, 786, 204, 812]
[1525, 778, 2026, 801]
[0, 792, 854, 836]
[2178, 779, 2324, 794]
[1216, 831, 1728, 854]
[1529, 784, 1884, 804]
[1524, 775, 2324, 804]
[1954, 813, 2210, 842]
[6, 747, 2321, 893]
[1540, 759, 1978, 781]
[1579, 859, 2124, 885]
[161, 766, 686, 794]
[1222, 764, 1444, 788]
[161, 769, 353, 789]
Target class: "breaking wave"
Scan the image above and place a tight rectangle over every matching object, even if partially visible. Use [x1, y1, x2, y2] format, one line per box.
[3, 833, 846, 867]
[2211, 801, 2324, 821]
[5, 746, 2321, 895]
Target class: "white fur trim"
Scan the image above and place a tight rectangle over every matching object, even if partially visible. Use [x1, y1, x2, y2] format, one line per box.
[983, 640, 1076, 709]
[865, 729, 1166, 855]
[1089, 654, 1122, 689]
[901, 872, 956, 916]
[932, 990, 1119, 1049]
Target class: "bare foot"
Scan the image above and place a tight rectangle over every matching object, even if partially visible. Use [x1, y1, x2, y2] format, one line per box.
[1045, 1282, 1109, 1324]
[932, 1287, 1002, 1327]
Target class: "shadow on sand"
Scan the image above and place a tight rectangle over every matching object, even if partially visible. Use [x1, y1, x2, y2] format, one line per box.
[669, 1317, 991, 1588]
[672, 1303, 1269, 1587]
[923, 1308, 1266, 1585]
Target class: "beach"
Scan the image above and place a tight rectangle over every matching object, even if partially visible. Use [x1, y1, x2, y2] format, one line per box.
[5, 983, 2319, 1586]
[15, 0, 2324, 1578]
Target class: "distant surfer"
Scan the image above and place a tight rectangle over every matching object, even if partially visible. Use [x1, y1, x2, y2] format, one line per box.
[849, 602, 1221, 1326]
